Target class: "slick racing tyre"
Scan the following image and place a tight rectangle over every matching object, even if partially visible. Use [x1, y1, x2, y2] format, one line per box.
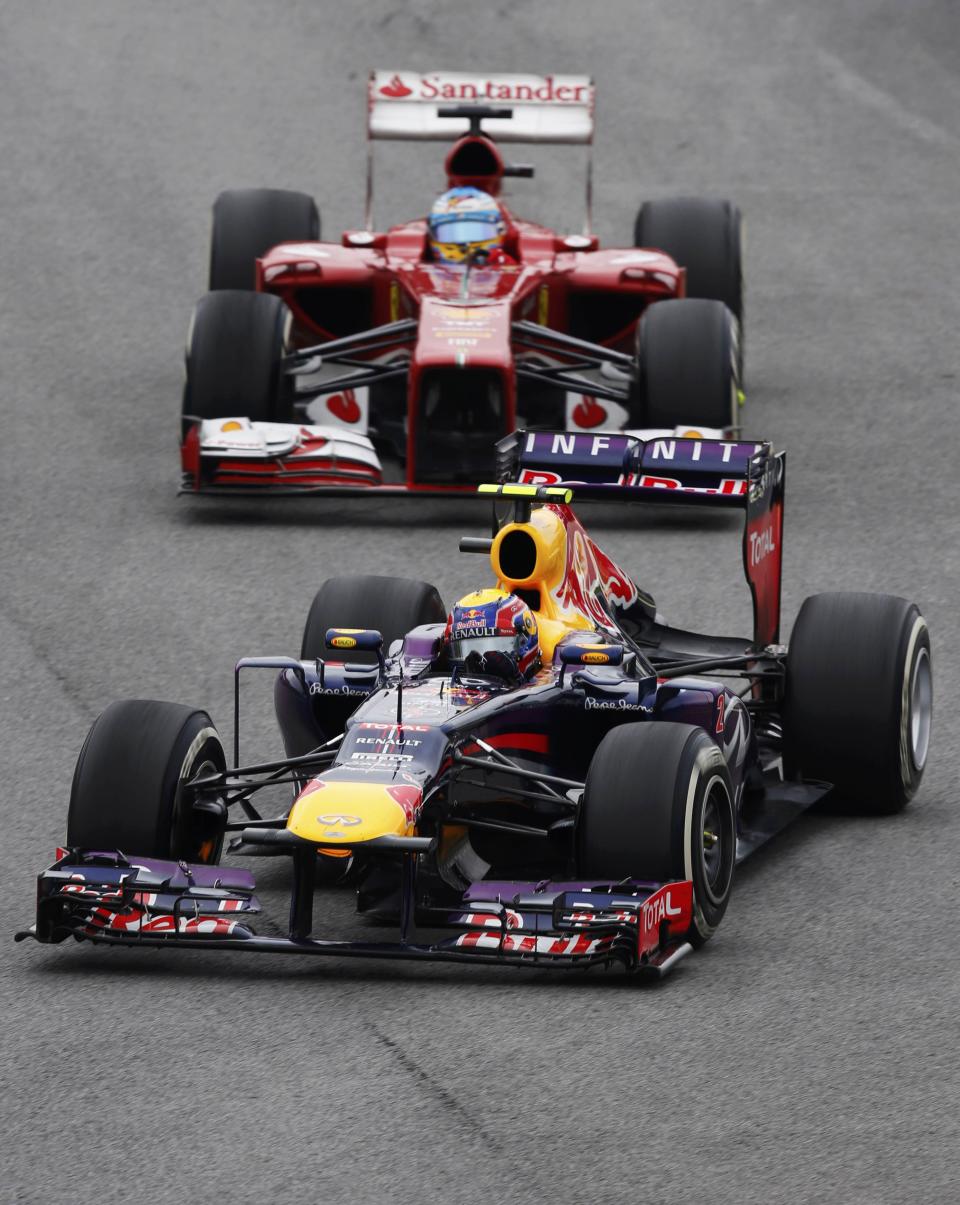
[634, 197, 743, 324]
[783, 593, 932, 814]
[578, 723, 736, 946]
[182, 290, 292, 432]
[209, 188, 320, 291]
[634, 195, 743, 376]
[301, 576, 447, 663]
[632, 297, 738, 431]
[67, 700, 227, 863]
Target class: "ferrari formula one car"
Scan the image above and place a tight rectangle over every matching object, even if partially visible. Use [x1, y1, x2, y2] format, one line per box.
[20, 434, 932, 978]
[180, 69, 744, 495]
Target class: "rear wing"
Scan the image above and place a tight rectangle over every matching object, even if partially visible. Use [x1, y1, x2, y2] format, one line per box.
[365, 69, 595, 233]
[496, 430, 786, 646]
[368, 71, 595, 143]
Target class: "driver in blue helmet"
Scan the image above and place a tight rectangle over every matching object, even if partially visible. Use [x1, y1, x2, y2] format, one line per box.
[427, 187, 515, 265]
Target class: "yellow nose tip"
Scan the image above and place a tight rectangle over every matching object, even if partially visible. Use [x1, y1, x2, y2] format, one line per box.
[286, 780, 420, 844]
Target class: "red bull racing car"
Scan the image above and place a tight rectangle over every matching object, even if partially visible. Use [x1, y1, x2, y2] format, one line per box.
[181, 69, 744, 496]
[20, 434, 932, 978]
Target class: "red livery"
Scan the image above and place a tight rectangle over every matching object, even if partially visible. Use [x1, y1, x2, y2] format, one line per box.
[180, 70, 744, 496]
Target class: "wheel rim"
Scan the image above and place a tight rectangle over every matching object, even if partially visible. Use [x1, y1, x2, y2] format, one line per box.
[699, 778, 734, 906]
[909, 646, 932, 771]
[190, 757, 220, 862]
[173, 740, 224, 863]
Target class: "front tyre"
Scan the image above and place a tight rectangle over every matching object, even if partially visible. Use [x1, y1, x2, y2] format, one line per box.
[783, 593, 932, 813]
[578, 723, 736, 946]
[183, 290, 292, 433]
[67, 700, 227, 863]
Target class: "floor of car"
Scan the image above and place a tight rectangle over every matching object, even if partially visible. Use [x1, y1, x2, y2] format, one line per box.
[628, 618, 755, 666]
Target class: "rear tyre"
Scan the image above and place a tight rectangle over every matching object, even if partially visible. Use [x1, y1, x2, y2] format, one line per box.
[633, 297, 737, 431]
[634, 196, 743, 373]
[783, 593, 932, 814]
[67, 700, 227, 863]
[578, 723, 736, 946]
[301, 575, 447, 663]
[210, 188, 320, 291]
[183, 290, 292, 432]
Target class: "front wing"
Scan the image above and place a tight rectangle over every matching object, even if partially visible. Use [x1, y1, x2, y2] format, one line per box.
[180, 419, 487, 496]
[183, 419, 390, 495]
[16, 849, 695, 979]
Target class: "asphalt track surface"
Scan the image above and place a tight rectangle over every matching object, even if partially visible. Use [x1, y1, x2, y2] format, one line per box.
[2, 3, 959, 1202]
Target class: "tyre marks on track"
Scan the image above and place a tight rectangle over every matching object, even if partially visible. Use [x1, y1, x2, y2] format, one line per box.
[0, 600, 95, 723]
[815, 45, 958, 149]
[364, 1018, 501, 1147]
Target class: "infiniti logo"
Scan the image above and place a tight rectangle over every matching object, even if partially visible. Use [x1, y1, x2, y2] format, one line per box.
[316, 814, 362, 827]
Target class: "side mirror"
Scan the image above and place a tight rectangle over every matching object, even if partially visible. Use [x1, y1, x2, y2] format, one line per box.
[558, 641, 623, 686]
[325, 628, 385, 678]
[325, 628, 384, 653]
[557, 234, 599, 252]
[342, 230, 387, 249]
[558, 642, 624, 667]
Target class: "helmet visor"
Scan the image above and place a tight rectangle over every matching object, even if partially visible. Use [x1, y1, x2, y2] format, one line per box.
[449, 634, 517, 663]
[430, 219, 502, 246]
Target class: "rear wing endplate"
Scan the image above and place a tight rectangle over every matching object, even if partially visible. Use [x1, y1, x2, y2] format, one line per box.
[497, 430, 786, 646]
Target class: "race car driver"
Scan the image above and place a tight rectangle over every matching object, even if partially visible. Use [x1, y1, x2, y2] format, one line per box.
[444, 589, 540, 683]
[427, 187, 516, 265]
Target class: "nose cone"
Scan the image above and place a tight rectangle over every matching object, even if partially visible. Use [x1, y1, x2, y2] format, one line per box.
[286, 779, 421, 845]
